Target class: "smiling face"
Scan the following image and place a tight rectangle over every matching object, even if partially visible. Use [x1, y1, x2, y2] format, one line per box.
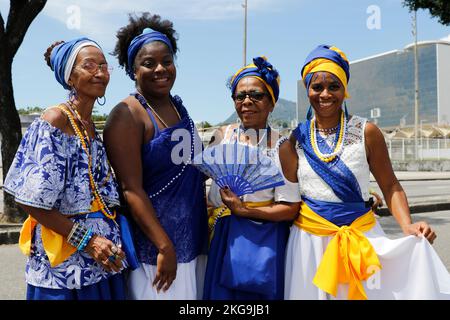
[234, 77, 274, 130]
[134, 41, 176, 99]
[308, 71, 345, 119]
[68, 46, 110, 99]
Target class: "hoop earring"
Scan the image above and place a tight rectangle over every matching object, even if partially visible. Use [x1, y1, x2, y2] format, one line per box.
[69, 87, 78, 101]
[343, 101, 349, 119]
[306, 105, 313, 121]
[236, 116, 242, 127]
[97, 96, 106, 106]
[267, 112, 274, 129]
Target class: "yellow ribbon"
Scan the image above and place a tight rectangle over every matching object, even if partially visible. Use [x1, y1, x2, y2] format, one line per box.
[208, 200, 273, 243]
[294, 202, 382, 300]
[18, 198, 107, 268]
[19, 216, 77, 268]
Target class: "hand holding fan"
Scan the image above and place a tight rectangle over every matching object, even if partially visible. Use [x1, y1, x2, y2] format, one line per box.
[192, 142, 285, 196]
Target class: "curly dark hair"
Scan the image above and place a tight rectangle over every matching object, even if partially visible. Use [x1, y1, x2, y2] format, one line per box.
[44, 41, 64, 70]
[112, 12, 179, 75]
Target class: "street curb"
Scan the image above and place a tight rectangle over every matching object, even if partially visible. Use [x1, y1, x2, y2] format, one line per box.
[376, 202, 450, 216]
[0, 228, 20, 245]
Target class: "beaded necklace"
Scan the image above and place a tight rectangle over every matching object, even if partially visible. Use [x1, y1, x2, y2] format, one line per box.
[134, 93, 196, 199]
[317, 125, 338, 134]
[65, 101, 112, 187]
[310, 110, 346, 163]
[57, 104, 117, 222]
[136, 91, 181, 128]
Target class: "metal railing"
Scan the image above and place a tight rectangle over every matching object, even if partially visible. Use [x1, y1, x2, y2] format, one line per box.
[387, 137, 450, 160]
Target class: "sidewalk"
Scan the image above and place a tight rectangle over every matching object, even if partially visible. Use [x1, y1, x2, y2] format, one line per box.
[371, 171, 450, 181]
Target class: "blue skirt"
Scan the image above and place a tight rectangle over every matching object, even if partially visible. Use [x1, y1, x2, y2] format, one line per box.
[203, 215, 289, 300]
[26, 273, 126, 300]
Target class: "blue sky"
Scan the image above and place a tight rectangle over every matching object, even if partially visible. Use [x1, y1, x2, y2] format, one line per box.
[1, 0, 449, 124]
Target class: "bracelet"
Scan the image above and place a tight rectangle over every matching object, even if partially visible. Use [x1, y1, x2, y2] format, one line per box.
[77, 227, 94, 252]
[67, 223, 88, 248]
[67, 222, 79, 242]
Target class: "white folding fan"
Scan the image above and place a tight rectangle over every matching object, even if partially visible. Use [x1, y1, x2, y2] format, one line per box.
[192, 142, 285, 196]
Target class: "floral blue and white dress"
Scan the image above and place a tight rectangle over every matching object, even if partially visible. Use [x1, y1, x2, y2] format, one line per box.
[4, 117, 124, 291]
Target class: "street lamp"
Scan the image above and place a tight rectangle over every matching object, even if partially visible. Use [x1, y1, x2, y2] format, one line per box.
[412, 10, 420, 160]
[242, 0, 248, 66]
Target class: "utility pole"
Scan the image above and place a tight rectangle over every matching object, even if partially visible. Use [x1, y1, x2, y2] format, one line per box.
[413, 10, 419, 160]
[243, 0, 248, 66]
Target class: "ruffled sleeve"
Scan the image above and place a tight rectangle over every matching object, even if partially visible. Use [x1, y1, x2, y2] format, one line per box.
[4, 119, 68, 210]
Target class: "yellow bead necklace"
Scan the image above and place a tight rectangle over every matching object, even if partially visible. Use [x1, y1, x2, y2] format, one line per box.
[57, 104, 116, 221]
[310, 110, 346, 163]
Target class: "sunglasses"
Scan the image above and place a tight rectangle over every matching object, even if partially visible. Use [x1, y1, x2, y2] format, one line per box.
[233, 91, 267, 102]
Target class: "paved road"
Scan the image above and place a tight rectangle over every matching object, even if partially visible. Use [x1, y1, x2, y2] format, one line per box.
[1, 209, 449, 300]
[370, 179, 450, 203]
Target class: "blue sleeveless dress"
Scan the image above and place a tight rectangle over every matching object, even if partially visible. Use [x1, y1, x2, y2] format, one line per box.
[132, 93, 208, 265]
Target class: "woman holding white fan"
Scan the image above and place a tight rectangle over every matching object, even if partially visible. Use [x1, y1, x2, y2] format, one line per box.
[201, 56, 301, 300]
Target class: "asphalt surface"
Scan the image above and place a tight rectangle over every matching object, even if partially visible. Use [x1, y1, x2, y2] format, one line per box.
[370, 179, 450, 203]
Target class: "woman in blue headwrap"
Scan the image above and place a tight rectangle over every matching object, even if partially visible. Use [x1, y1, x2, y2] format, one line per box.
[282, 45, 450, 300]
[104, 13, 208, 300]
[3, 38, 130, 300]
[202, 56, 301, 300]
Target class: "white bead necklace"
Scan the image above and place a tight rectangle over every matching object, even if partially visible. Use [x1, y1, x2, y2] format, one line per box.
[148, 117, 195, 199]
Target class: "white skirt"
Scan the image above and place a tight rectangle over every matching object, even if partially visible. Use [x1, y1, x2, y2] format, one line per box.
[127, 255, 207, 300]
[285, 221, 450, 300]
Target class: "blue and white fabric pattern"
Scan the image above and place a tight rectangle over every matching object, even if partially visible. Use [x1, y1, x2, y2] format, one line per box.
[4, 117, 122, 289]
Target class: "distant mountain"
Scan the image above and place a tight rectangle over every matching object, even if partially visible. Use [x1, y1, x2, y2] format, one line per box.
[219, 98, 297, 127]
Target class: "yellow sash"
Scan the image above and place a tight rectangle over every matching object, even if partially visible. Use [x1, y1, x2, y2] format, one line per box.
[294, 201, 382, 300]
[208, 200, 273, 242]
[19, 198, 104, 268]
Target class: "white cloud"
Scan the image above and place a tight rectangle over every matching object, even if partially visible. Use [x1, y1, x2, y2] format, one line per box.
[441, 34, 450, 42]
[43, 0, 280, 25]
[42, 0, 286, 44]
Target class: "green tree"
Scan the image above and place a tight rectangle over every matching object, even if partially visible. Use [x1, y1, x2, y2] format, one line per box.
[198, 121, 212, 129]
[18, 106, 45, 115]
[403, 0, 450, 25]
[0, 0, 47, 222]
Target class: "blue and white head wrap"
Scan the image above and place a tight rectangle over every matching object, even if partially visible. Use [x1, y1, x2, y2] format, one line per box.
[126, 27, 174, 80]
[50, 37, 102, 90]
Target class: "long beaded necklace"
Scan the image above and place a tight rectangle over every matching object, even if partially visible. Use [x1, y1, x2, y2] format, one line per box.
[134, 93, 196, 199]
[136, 91, 181, 128]
[310, 110, 347, 163]
[65, 101, 112, 187]
[57, 104, 117, 222]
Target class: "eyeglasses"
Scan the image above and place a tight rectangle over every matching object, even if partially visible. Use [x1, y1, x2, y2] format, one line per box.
[233, 91, 267, 102]
[75, 62, 113, 75]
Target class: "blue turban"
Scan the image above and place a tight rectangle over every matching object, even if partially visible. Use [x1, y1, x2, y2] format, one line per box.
[126, 27, 174, 80]
[230, 56, 280, 105]
[50, 37, 102, 90]
[301, 44, 350, 98]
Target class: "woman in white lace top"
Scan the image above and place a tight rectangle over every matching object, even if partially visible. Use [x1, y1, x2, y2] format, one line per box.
[203, 56, 301, 300]
[282, 44, 450, 300]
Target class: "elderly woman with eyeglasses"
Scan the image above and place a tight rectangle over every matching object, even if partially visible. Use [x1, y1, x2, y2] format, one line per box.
[3, 37, 131, 300]
[202, 56, 301, 300]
